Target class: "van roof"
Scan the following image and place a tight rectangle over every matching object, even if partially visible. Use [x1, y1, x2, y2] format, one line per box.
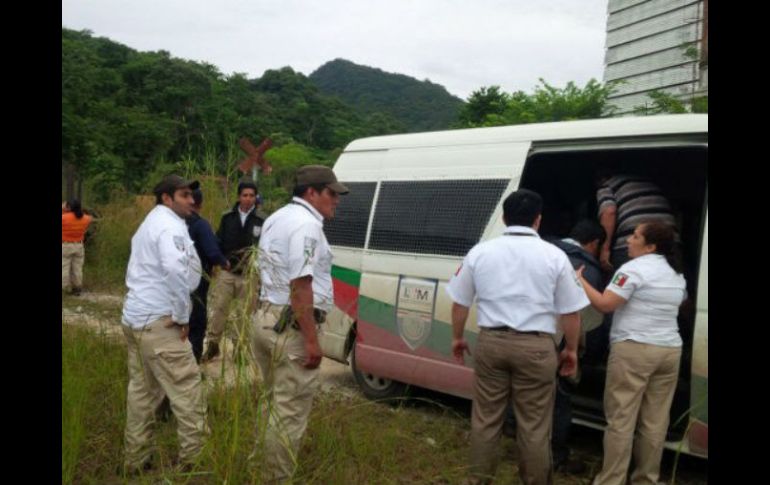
[343, 114, 708, 152]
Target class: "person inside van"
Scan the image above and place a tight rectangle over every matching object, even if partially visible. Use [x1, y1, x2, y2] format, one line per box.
[596, 173, 676, 273]
[576, 221, 686, 485]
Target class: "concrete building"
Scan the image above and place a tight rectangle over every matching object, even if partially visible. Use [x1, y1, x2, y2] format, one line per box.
[603, 0, 708, 115]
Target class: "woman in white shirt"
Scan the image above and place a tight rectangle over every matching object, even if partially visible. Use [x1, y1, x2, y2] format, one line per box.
[577, 221, 686, 485]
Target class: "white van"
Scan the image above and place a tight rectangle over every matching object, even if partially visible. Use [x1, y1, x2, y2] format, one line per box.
[319, 114, 708, 458]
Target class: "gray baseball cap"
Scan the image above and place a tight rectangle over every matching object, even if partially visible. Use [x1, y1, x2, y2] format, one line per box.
[153, 175, 200, 196]
[295, 165, 349, 194]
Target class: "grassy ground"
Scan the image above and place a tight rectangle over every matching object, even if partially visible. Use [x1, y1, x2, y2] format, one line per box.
[62, 296, 706, 484]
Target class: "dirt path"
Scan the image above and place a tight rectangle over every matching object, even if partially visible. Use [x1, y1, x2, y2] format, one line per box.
[62, 291, 359, 396]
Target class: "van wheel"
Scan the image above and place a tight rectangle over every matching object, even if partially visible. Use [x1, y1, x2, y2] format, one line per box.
[351, 346, 409, 401]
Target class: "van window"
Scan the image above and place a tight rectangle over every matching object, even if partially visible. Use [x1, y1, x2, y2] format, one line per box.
[368, 179, 509, 256]
[324, 182, 377, 248]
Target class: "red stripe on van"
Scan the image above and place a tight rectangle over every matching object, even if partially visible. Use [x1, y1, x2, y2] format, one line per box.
[355, 320, 475, 399]
[333, 278, 359, 319]
[688, 420, 708, 457]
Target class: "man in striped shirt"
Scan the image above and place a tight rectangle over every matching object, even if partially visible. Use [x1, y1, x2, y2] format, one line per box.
[597, 174, 676, 272]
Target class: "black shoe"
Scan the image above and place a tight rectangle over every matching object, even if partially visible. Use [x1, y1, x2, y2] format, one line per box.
[202, 342, 220, 362]
[554, 457, 587, 475]
[71, 287, 82, 296]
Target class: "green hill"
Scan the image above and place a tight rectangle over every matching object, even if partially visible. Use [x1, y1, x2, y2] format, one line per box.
[309, 59, 465, 133]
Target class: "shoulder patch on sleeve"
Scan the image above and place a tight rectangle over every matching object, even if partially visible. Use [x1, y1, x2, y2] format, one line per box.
[612, 272, 630, 288]
[304, 236, 317, 260]
[173, 235, 186, 252]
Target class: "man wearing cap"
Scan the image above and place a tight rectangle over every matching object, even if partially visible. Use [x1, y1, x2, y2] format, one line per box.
[250, 164, 348, 482]
[120, 175, 206, 475]
[447, 189, 589, 485]
[202, 176, 267, 362]
[187, 187, 229, 363]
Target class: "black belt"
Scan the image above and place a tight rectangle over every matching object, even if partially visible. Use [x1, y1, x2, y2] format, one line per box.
[484, 326, 541, 336]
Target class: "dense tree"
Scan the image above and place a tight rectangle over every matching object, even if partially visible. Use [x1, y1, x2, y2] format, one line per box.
[61, 29, 411, 200]
[457, 79, 618, 128]
[309, 59, 463, 133]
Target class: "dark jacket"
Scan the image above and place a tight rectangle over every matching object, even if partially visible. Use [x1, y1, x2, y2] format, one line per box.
[551, 238, 604, 291]
[216, 203, 266, 274]
[187, 212, 228, 277]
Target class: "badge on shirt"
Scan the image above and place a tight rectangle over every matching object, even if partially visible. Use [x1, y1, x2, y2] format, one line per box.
[612, 272, 630, 288]
[173, 235, 186, 252]
[253, 226, 262, 238]
[304, 237, 317, 261]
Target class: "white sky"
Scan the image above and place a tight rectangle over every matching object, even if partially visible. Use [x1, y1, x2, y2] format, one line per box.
[62, 0, 608, 100]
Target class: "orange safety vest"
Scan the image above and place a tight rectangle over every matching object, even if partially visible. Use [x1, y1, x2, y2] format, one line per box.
[62, 212, 93, 243]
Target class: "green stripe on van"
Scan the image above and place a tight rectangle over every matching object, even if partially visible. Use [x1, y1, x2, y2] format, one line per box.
[690, 374, 708, 423]
[359, 295, 478, 357]
[332, 265, 361, 288]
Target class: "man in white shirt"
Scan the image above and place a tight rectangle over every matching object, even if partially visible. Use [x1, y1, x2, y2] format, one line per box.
[447, 189, 589, 485]
[120, 175, 206, 476]
[250, 165, 348, 482]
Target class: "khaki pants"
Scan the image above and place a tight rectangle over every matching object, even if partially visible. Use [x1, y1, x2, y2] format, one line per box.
[62, 243, 84, 289]
[207, 269, 250, 345]
[470, 329, 558, 485]
[594, 340, 681, 485]
[122, 317, 207, 469]
[250, 303, 321, 483]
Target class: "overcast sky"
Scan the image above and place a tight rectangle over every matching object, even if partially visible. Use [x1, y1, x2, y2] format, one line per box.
[62, 0, 608, 100]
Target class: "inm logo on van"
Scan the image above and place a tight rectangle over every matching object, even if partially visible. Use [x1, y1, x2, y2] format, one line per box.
[395, 276, 438, 351]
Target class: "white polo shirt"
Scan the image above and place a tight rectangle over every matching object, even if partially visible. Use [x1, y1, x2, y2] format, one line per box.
[446, 226, 589, 334]
[607, 254, 686, 347]
[122, 205, 202, 328]
[258, 197, 334, 312]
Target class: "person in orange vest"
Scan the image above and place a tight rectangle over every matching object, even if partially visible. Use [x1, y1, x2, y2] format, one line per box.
[62, 198, 93, 296]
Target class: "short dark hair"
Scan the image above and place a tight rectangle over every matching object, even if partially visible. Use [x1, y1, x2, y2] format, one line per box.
[237, 178, 258, 195]
[192, 188, 203, 207]
[292, 183, 327, 198]
[502, 189, 542, 227]
[569, 219, 606, 247]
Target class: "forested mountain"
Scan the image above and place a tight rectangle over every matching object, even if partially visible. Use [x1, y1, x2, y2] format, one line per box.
[62, 28, 404, 199]
[310, 59, 465, 133]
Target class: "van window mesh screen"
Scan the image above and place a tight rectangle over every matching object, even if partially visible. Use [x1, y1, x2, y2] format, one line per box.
[369, 179, 509, 256]
[324, 182, 377, 248]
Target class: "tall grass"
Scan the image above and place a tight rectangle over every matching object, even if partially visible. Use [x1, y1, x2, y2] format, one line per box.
[61, 320, 481, 484]
[62, 325, 127, 483]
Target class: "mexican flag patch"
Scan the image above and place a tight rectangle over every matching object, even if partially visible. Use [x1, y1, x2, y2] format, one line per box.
[612, 272, 629, 288]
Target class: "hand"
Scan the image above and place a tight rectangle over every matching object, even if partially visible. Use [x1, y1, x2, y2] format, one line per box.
[452, 338, 471, 365]
[575, 265, 585, 279]
[558, 348, 578, 377]
[303, 339, 323, 369]
[165, 320, 190, 341]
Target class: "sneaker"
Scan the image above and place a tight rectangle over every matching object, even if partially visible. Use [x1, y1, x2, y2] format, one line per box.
[202, 342, 220, 362]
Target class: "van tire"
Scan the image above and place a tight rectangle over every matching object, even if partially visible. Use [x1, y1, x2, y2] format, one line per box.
[351, 345, 409, 401]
